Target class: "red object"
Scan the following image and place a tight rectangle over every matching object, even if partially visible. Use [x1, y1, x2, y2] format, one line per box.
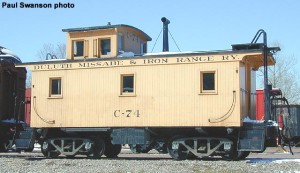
[256, 90, 265, 120]
[24, 88, 31, 125]
[278, 109, 284, 130]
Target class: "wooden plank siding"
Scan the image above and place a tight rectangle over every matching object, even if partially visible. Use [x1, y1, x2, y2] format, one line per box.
[65, 26, 149, 60]
[25, 52, 269, 128]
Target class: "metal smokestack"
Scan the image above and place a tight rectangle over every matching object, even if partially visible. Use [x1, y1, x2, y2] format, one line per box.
[161, 17, 170, 52]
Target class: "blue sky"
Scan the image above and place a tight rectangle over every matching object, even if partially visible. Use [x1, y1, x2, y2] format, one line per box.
[1, 0, 299, 67]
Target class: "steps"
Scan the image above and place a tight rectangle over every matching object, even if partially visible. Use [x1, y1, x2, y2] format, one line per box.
[238, 122, 266, 152]
[14, 124, 35, 151]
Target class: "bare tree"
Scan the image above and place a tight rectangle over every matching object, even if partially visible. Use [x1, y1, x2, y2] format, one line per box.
[36, 43, 66, 60]
[258, 43, 300, 104]
[26, 43, 66, 87]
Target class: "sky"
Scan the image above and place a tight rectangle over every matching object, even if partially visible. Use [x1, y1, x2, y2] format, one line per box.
[1, 0, 300, 69]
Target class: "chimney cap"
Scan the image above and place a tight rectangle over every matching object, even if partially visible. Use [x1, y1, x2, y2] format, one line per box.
[161, 17, 170, 24]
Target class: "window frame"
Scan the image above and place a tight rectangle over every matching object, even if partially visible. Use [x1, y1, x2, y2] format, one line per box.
[140, 42, 147, 54]
[49, 77, 62, 98]
[93, 39, 98, 57]
[200, 71, 218, 94]
[120, 74, 136, 96]
[73, 40, 85, 58]
[99, 38, 111, 56]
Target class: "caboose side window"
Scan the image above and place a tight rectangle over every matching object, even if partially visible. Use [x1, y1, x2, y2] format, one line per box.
[73, 41, 84, 57]
[50, 78, 62, 97]
[100, 39, 111, 55]
[201, 72, 216, 93]
[121, 74, 135, 95]
[141, 43, 147, 54]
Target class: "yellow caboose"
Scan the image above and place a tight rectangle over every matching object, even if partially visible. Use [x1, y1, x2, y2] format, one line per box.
[20, 18, 277, 160]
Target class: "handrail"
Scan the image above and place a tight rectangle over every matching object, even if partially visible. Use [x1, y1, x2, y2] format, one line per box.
[209, 91, 236, 123]
[33, 96, 55, 124]
[250, 29, 270, 121]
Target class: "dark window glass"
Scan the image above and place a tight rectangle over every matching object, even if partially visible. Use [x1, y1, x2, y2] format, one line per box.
[74, 41, 84, 57]
[203, 73, 215, 91]
[51, 79, 61, 95]
[118, 35, 123, 51]
[101, 39, 111, 55]
[122, 75, 134, 93]
[141, 43, 147, 54]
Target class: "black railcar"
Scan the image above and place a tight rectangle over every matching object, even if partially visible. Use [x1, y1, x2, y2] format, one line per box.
[0, 46, 34, 152]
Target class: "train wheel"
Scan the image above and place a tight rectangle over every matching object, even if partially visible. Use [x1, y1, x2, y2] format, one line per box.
[167, 136, 189, 160]
[222, 150, 250, 161]
[104, 140, 121, 158]
[87, 137, 105, 158]
[41, 141, 60, 158]
[221, 136, 247, 161]
[155, 146, 168, 154]
[221, 140, 240, 161]
[237, 151, 250, 160]
[221, 151, 238, 161]
[187, 153, 197, 160]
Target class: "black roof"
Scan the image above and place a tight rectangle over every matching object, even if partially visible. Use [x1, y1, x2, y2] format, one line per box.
[62, 24, 152, 41]
[0, 46, 22, 63]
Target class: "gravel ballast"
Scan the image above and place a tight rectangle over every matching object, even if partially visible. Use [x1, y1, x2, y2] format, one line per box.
[1, 148, 300, 173]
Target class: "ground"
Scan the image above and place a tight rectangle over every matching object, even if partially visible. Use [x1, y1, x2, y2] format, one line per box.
[0, 147, 299, 173]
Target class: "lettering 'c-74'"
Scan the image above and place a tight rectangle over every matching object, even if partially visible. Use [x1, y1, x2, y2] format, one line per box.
[113, 110, 140, 117]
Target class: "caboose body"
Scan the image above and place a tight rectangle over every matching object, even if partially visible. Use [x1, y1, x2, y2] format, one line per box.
[19, 19, 279, 160]
[28, 51, 270, 128]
